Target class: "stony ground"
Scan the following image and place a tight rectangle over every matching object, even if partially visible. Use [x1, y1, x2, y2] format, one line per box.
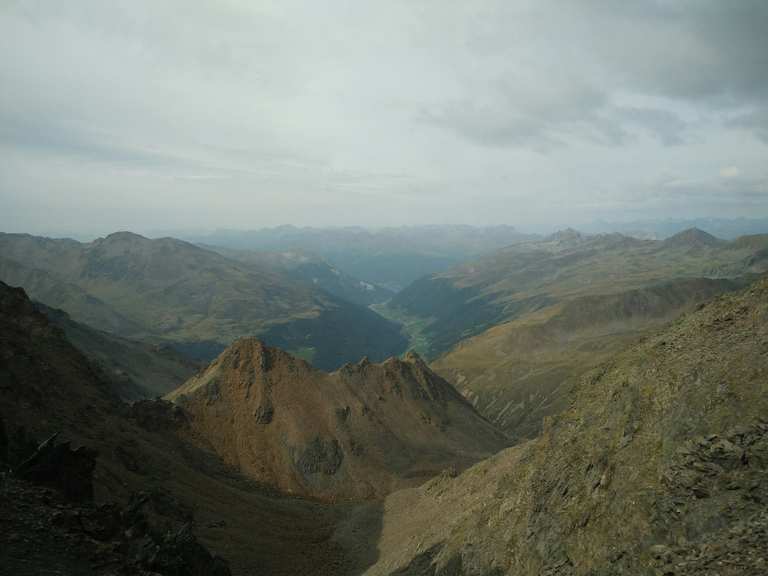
[344, 277, 768, 575]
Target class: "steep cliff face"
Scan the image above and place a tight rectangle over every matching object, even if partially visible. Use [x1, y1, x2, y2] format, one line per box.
[168, 339, 508, 500]
[349, 277, 768, 576]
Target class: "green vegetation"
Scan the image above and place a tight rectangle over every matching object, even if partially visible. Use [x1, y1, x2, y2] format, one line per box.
[289, 346, 316, 363]
[369, 302, 434, 357]
[434, 277, 747, 440]
[388, 229, 768, 359]
[0, 231, 407, 369]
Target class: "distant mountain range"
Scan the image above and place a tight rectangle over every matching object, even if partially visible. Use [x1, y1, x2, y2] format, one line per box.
[0, 231, 407, 369]
[373, 228, 768, 440]
[582, 216, 768, 240]
[182, 225, 536, 291]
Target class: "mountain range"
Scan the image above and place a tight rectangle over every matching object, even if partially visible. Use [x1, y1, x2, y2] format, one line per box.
[2, 224, 767, 575]
[0, 279, 505, 574]
[184, 225, 536, 291]
[386, 228, 767, 360]
[0, 231, 407, 369]
[380, 228, 768, 441]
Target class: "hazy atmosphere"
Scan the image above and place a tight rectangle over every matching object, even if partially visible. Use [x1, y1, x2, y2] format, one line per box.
[3, 4, 768, 575]
[2, 0, 767, 235]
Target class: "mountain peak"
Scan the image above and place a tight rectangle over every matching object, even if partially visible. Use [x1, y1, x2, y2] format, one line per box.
[664, 227, 722, 247]
[545, 228, 585, 243]
[166, 338, 507, 500]
[214, 337, 310, 375]
[100, 231, 149, 243]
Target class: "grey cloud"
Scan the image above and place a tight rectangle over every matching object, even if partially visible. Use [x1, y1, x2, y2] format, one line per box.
[420, 1, 768, 147]
[0, 105, 177, 168]
[418, 82, 626, 149]
[617, 108, 688, 146]
[729, 108, 768, 144]
[0, 1, 766, 233]
[625, 1, 768, 102]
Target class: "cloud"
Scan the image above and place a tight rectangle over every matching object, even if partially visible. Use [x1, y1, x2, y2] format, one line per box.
[413, 0, 768, 148]
[417, 80, 627, 150]
[0, 0, 766, 233]
[728, 107, 768, 144]
[720, 166, 741, 178]
[617, 107, 688, 146]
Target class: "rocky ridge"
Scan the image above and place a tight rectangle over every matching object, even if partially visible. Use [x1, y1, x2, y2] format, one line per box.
[168, 339, 508, 500]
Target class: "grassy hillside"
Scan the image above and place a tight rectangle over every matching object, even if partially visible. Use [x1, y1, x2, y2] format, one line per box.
[203, 245, 394, 307]
[388, 229, 768, 358]
[0, 232, 407, 369]
[433, 277, 747, 441]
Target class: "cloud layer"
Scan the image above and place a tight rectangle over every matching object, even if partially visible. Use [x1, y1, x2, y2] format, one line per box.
[0, 0, 766, 234]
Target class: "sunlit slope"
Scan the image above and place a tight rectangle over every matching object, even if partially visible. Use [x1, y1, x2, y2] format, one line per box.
[167, 340, 508, 501]
[433, 277, 746, 440]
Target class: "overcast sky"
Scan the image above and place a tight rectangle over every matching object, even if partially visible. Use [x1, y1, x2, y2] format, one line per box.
[1, 1, 767, 235]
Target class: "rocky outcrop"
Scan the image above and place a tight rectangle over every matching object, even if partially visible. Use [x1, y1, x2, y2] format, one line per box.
[167, 339, 508, 500]
[13, 433, 97, 502]
[0, 476, 231, 576]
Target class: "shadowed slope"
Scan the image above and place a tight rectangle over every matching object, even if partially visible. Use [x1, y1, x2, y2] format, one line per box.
[0, 281, 373, 575]
[38, 303, 199, 400]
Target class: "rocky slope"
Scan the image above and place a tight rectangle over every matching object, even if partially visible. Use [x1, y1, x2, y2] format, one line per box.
[0, 231, 407, 369]
[344, 276, 768, 576]
[433, 277, 746, 441]
[38, 303, 199, 400]
[167, 339, 508, 500]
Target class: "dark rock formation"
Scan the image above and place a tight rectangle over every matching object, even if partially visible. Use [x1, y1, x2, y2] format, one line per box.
[13, 434, 97, 502]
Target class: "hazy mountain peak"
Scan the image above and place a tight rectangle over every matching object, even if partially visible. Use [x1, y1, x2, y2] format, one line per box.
[214, 336, 311, 377]
[663, 227, 723, 247]
[99, 230, 150, 243]
[545, 228, 585, 243]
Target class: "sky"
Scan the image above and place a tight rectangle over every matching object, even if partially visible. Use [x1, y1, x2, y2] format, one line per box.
[1, 0, 767, 235]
